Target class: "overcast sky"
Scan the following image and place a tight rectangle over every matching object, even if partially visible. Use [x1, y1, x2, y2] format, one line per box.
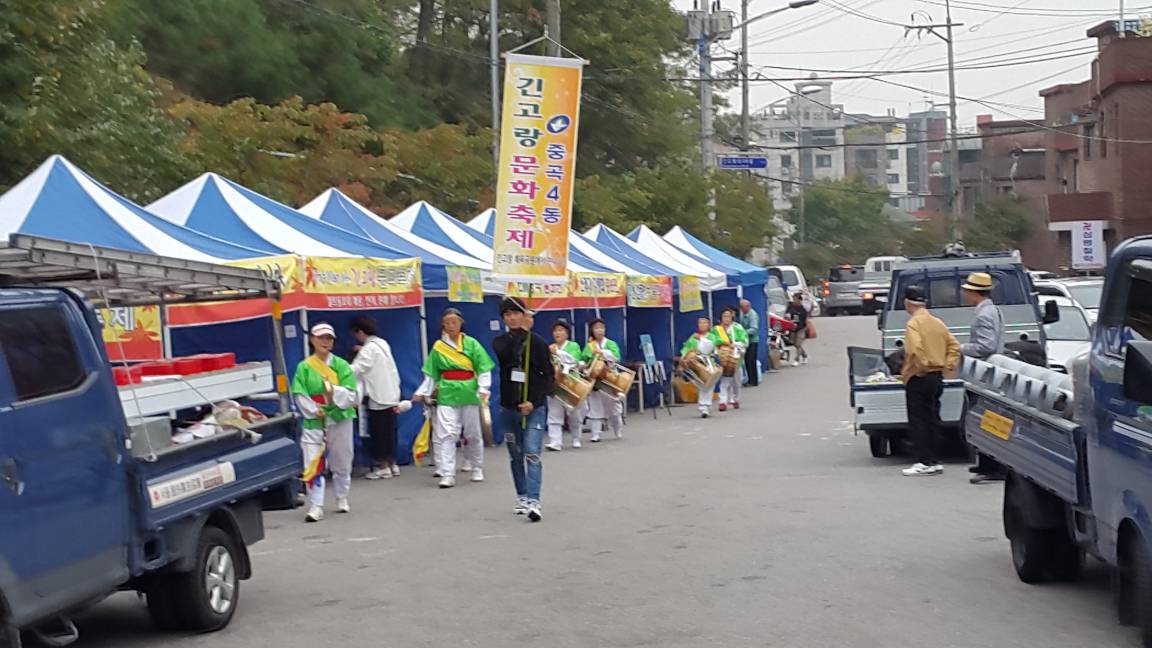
[669, 0, 1133, 129]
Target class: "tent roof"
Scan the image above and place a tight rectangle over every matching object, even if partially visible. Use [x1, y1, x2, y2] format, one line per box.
[149, 174, 416, 260]
[663, 226, 768, 286]
[0, 156, 265, 263]
[586, 224, 727, 291]
[627, 225, 742, 289]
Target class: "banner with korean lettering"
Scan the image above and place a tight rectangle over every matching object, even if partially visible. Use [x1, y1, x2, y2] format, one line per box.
[302, 257, 422, 310]
[679, 276, 704, 312]
[168, 255, 304, 326]
[447, 266, 484, 303]
[1071, 220, 1106, 270]
[99, 306, 163, 361]
[627, 276, 673, 308]
[492, 53, 584, 281]
[570, 272, 626, 308]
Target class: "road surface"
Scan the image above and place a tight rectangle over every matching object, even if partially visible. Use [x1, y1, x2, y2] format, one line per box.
[71, 316, 1137, 647]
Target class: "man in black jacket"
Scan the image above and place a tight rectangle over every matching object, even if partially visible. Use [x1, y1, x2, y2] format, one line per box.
[491, 297, 555, 522]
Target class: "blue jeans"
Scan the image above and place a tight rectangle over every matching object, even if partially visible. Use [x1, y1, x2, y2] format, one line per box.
[500, 405, 547, 503]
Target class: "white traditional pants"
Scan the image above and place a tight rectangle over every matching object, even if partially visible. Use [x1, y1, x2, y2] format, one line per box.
[301, 418, 354, 507]
[719, 376, 741, 406]
[434, 404, 483, 476]
[547, 395, 587, 447]
[587, 391, 623, 440]
[697, 382, 714, 414]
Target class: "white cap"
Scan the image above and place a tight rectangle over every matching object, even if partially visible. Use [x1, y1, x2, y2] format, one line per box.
[697, 338, 715, 355]
[310, 323, 336, 338]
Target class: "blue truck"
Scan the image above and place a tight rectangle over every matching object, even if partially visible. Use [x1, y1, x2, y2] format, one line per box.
[962, 236, 1152, 647]
[0, 236, 300, 646]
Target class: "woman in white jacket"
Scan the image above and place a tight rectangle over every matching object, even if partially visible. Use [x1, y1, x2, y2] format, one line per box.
[350, 316, 404, 480]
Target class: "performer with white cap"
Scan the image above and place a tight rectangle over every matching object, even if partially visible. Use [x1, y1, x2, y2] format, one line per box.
[413, 308, 495, 488]
[291, 322, 358, 522]
[680, 316, 719, 418]
[546, 318, 587, 450]
[582, 318, 624, 442]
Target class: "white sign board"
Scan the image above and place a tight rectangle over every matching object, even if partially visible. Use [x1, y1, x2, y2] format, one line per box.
[1071, 220, 1106, 270]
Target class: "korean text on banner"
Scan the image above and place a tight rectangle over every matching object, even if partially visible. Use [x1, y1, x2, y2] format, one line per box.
[492, 53, 585, 281]
[627, 276, 673, 308]
[168, 254, 303, 326]
[1072, 221, 1106, 270]
[679, 276, 703, 312]
[571, 272, 625, 299]
[303, 257, 422, 310]
[99, 306, 163, 361]
[447, 266, 484, 303]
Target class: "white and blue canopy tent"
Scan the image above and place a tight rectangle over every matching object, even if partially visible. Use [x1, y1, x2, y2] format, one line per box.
[662, 226, 770, 372]
[150, 175, 430, 463]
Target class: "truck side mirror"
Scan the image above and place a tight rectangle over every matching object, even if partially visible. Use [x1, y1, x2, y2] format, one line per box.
[876, 296, 888, 330]
[1124, 341, 1152, 404]
[1042, 300, 1060, 325]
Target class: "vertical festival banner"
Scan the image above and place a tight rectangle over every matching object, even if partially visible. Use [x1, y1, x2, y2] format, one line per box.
[447, 266, 484, 303]
[679, 276, 704, 312]
[492, 53, 585, 281]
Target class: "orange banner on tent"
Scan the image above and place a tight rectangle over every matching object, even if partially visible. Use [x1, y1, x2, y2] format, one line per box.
[627, 276, 673, 308]
[302, 256, 422, 309]
[99, 306, 163, 361]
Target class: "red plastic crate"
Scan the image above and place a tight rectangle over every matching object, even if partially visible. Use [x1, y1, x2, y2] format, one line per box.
[195, 353, 236, 371]
[172, 358, 205, 375]
[112, 365, 143, 386]
[139, 361, 176, 376]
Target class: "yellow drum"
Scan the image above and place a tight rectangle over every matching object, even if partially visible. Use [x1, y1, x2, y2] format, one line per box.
[681, 351, 722, 392]
[554, 369, 594, 410]
[718, 346, 739, 377]
[584, 356, 607, 382]
[595, 364, 636, 401]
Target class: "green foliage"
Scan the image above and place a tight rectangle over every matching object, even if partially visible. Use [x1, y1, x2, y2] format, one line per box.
[963, 198, 1033, 251]
[783, 178, 901, 280]
[0, 0, 191, 201]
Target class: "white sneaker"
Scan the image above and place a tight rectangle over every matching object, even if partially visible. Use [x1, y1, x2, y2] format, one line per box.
[471, 468, 485, 483]
[801, 357, 809, 365]
[572, 437, 582, 448]
[433, 469, 443, 478]
[590, 434, 601, 443]
[336, 497, 350, 513]
[365, 468, 390, 480]
[305, 505, 324, 522]
[902, 463, 944, 477]
[461, 461, 474, 473]
[527, 502, 543, 522]
[701, 410, 710, 418]
[514, 498, 529, 515]
[614, 429, 623, 440]
[390, 465, 401, 477]
[438, 475, 456, 488]
[545, 442, 562, 452]
[791, 360, 800, 367]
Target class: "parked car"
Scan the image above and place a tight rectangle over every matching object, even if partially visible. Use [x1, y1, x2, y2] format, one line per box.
[859, 255, 906, 315]
[770, 264, 819, 316]
[1036, 278, 1104, 323]
[1040, 296, 1092, 373]
[766, 274, 788, 318]
[821, 265, 864, 316]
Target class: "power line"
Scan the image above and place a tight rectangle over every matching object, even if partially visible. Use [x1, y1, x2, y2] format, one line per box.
[918, 0, 1152, 16]
[823, 0, 909, 27]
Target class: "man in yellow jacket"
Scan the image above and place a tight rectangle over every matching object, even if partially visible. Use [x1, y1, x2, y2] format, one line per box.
[899, 285, 961, 477]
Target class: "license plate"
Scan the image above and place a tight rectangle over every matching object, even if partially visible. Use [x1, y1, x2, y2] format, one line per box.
[979, 410, 1014, 441]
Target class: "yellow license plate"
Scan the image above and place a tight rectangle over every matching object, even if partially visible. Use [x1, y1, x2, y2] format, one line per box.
[979, 410, 1014, 441]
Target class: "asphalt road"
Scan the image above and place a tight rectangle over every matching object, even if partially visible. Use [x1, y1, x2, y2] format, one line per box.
[70, 316, 1138, 647]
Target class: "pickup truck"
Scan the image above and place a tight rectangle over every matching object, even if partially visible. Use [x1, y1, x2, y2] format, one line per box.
[0, 238, 300, 646]
[848, 251, 1055, 458]
[962, 235, 1152, 647]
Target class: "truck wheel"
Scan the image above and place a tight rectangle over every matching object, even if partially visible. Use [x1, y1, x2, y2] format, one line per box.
[1047, 531, 1084, 582]
[173, 526, 240, 633]
[145, 582, 186, 631]
[1009, 527, 1052, 584]
[868, 434, 890, 458]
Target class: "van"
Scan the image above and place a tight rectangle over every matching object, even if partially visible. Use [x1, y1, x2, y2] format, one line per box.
[859, 255, 906, 314]
[822, 265, 864, 316]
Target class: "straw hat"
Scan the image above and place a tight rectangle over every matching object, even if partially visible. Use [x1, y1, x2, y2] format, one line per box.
[961, 272, 994, 292]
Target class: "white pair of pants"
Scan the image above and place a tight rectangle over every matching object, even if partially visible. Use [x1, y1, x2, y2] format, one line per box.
[586, 391, 623, 439]
[547, 395, 587, 446]
[697, 383, 714, 413]
[719, 376, 741, 405]
[301, 418, 354, 508]
[434, 404, 483, 475]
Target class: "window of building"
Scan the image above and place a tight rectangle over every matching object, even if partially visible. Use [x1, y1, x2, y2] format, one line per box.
[887, 174, 900, 185]
[816, 155, 832, 168]
[855, 149, 879, 169]
[0, 306, 86, 401]
[1084, 123, 1095, 159]
[780, 155, 793, 168]
[811, 130, 836, 138]
[782, 181, 794, 194]
[782, 131, 797, 143]
[1100, 111, 1108, 158]
[887, 149, 900, 160]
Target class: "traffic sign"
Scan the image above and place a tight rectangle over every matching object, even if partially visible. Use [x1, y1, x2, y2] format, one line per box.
[716, 156, 768, 170]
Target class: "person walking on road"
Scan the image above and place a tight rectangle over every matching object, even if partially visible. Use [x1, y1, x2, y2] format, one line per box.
[681, 316, 719, 418]
[785, 292, 810, 367]
[715, 307, 749, 411]
[413, 308, 494, 489]
[958, 272, 1007, 484]
[739, 299, 761, 386]
[292, 322, 358, 522]
[899, 286, 961, 477]
[350, 316, 405, 480]
[492, 297, 555, 522]
[546, 319, 586, 450]
[583, 318, 624, 442]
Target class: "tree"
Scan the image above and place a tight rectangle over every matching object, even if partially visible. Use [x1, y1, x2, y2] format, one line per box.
[783, 178, 897, 280]
[0, 0, 192, 201]
[963, 197, 1033, 251]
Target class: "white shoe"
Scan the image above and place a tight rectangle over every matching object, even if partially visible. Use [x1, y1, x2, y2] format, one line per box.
[572, 438, 582, 448]
[801, 357, 809, 365]
[527, 502, 543, 522]
[471, 468, 485, 482]
[902, 463, 943, 477]
[305, 505, 324, 522]
[700, 410, 710, 418]
[461, 461, 474, 473]
[390, 465, 401, 477]
[514, 498, 529, 515]
[614, 428, 623, 440]
[438, 475, 456, 488]
[791, 360, 800, 367]
[545, 442, 562, 452]
[433, 469, 443, 478]
[336, 497, 350, 513]
[365, 468, 390, 480]
[590, 434, 601, 443]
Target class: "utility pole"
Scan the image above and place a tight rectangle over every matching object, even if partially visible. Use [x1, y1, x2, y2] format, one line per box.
[740, 0, 750, 151]
[1120, 0, 1127, 36]
[489, 0, 500, 168]
[700, 1, 714, 172]
[545, 0, 562, 56]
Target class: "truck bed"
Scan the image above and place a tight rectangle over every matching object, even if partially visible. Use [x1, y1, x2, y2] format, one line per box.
[847, 346, 964, 431]
[961, 356, 1082, 505]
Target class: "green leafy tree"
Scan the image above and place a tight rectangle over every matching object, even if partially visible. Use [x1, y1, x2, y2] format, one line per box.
[784, 178, 897, 279]
[963, 197, 1033, 251]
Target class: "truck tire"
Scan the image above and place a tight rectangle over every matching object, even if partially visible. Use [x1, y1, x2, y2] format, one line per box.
[172, 526, 240, 633]
[868, 434, 890, 458]
[145, 583, 185, 631]
[1003, 476, 1081, 584]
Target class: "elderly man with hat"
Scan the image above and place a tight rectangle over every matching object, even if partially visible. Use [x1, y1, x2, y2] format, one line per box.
[959, 271, 1008, 484]
[292, 322, 359, 522]
[413, 308, 495, 488]
[899, 285, 961, 477]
